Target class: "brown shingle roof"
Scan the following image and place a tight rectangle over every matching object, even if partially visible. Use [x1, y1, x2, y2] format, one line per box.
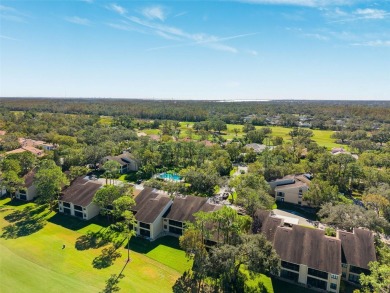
[165, 196, 220, 223]
[339, 228, 376, 269]
[132, 187, 172, 224]
[23, 170, 36, 188]
[60, 177, 102, 207]
[253, 210, 283, 242]
[274, 225, 341, 275]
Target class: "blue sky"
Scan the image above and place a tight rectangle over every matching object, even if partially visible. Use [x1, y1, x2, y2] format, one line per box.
[0, 0, 389, 100]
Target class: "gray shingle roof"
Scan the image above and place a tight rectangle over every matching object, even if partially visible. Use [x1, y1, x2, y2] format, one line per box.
[164, 196, 221, 223]
[60, 177, 102, 207]
[132, 187, 172, 224]
[274, 225, 341, 275]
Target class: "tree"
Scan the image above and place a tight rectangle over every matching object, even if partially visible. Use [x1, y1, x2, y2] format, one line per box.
[233, 128, 240, 136]
[243, 123, 255, 133]
[362, 193, 390, 217]
[34, 160, 69, 209]
[189, 234, 280, 292]
[0, 170, 24, 198]
[68, 165, 90, 181]
[93, 185, 130, 219]
[180, 165, 220, 196]
[318, 203, 390, 233]
[230, 173, 273, 216]
[360, 262, 390, 293]
[102, 160, 121, 184]
[303, 179, 339, 207]
[112, 194, 136, 261]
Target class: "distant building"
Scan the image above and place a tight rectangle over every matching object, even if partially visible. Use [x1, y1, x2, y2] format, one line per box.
[58, 176, 102, 220]
[244, 143, 274, 153]
[101, 152, 139, 174]
[268, 174, 312, 206]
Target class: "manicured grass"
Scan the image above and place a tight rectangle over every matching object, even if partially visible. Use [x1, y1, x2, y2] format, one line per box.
[242, 268, 274, 292]
[129, 236, 192, 274]
[0, 200, 188, 293]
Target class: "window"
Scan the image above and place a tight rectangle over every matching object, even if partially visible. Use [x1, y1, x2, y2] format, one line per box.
[63, 202, 70, 208]
[331, 274, 338, 280]
[348, 273, 359, 283]
[298, 189, 303, 198]
[298, 201, 302, 205]
[169, 226, 183, 235]
[280, 270, 299, 282]
[74, 211, 83, 218]
[277, 192, 285, 197]
[169, 219, 183, 228]
[164, 225, 167, 230]
[307, 277, 327, 290]
[281, 261, 299, 272]
[350, 265, 368, 275]
[140, 222, 150, 230]
[308, 268, 328, 280]
[139, 228, 150, 237]
[74, 205, 83, 211]
[330, 283, 337, 290]
[63, 208, 71, 215]
[341, 263, 347, 268]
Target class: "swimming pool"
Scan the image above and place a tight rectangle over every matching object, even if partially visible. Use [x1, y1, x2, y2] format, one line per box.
[158, 172, 182, 181]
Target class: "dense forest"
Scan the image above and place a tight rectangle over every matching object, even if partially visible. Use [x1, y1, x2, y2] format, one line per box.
[1, 98, 390, 127]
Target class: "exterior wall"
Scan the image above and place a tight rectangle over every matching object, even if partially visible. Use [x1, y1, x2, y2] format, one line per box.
[85, 202, 100, 220]
[279, 260, 341, 293]
[275, 185, 308, 205]
[163, 218, 184, 235]
[15, 185, 37, 201]
[1, 186, 6, 196]
[58, 201, 100, 220]
[135, 200, 173, 240]
[298, 264, 308, 284]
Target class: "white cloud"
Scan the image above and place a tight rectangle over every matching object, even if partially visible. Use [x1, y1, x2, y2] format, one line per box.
[355, 8, 387, 19]
[107, 6, 257, 53]
[141, 6, 167, 21]
[0, 5, 26, 22]
[304, 33, 329, 41]
[107, 3, 127, 15]
[65, 16, 91, 26]
[247, 49, 259, 56]
[238, 0, 354, 7]
[0, 34, 19, 41]
[329, 7, 389, 23]
[352, 40, 390, 47]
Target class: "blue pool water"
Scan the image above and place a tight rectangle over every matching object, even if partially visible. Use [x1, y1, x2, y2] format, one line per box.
[159, 172, 182, 181]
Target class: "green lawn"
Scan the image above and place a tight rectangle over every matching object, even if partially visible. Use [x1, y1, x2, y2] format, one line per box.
[0, 198, 189, 293]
